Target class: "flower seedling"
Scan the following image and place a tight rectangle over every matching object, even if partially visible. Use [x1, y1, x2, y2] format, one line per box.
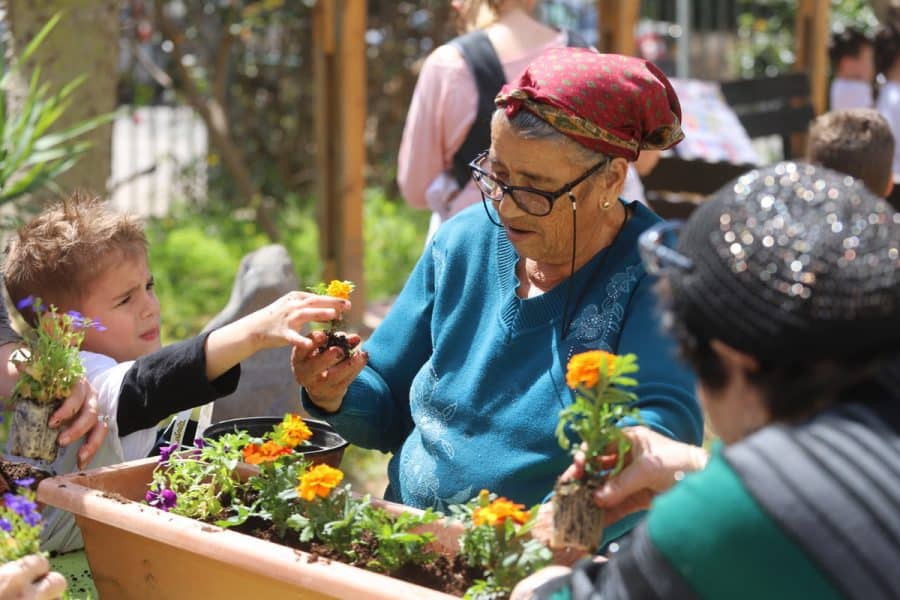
[552, 350, 641, 550]
[450, 490, 552, 600]
[7, 296, 104, 463]
[308, 279, 355, 355]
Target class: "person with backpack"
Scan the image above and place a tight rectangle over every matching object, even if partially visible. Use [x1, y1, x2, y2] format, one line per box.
[398, 0, 588, 242]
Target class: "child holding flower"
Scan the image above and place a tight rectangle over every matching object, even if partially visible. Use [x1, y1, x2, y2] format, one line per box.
[2, 192, 351, 552]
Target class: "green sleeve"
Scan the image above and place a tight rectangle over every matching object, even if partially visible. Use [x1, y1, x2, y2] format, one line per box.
[646, 446, 845, 600]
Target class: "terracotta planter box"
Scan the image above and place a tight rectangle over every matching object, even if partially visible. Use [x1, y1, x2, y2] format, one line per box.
[38, 458, 463, 599]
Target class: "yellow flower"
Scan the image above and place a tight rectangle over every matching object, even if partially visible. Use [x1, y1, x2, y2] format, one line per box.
[273, 414, 312, 448]
[565, 350, 617, 389]
[297, 464, 344, 501]
[324, 280, 355, 300]
[242, 441, 293, 465]
[472, 497, 530, 527]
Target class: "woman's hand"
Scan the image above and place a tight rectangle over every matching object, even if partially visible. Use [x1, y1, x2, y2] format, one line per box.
[0, 554, 66, 600]
[291, 330, 368, 413]
[563, 426, 708, 523]
[51, 378, 106, 469]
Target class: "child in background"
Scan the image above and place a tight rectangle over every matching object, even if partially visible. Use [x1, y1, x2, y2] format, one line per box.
[2, 192, 350, 552]
[829, 28, 875, 110]
[806, 107, 895, 197]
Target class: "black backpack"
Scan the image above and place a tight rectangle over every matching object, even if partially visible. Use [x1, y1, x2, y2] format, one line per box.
[448, 29, 591, 189]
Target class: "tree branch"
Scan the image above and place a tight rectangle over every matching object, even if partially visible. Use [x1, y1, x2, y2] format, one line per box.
[153, 0, 279, 241]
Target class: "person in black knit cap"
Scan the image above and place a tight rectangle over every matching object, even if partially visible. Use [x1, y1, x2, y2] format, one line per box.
[515, 162, 900, 600]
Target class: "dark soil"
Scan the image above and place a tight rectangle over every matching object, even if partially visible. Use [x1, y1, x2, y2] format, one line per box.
[234, 517, 478, 596]
[325, 331, 353, 357]
[0, 458, 52, 494]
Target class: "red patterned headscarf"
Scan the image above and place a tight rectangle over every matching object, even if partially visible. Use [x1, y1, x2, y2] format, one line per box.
[495, 48, 684, 161]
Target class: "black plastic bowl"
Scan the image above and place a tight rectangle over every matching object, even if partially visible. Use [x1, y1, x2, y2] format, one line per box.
[202, 417, 349, 468]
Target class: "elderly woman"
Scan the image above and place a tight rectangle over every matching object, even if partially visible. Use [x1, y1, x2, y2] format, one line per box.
[293, 48, 703, 545]
[514, 162, 900, 599]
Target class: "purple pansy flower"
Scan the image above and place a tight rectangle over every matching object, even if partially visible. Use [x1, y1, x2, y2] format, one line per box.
[146, 487, 177, 511]
[16, 295, 34, 310]
[3, 493, 41, 526]
[0, 518, 10, 532]
[158, 443, 179, 465]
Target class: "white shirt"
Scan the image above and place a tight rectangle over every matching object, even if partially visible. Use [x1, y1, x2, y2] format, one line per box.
[831, 78, 874, 111]
[876, 81, 900, 175]
[34, 351, 158, 553]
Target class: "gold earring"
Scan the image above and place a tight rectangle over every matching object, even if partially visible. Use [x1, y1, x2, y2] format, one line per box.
[601, 199, 612, 210]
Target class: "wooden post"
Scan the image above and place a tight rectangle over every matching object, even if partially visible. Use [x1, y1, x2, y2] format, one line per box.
[313, 0, 366, 327]
[792, 0, 829, 159]
[795, 0, 830, 116]
[597, 0, 640, 55]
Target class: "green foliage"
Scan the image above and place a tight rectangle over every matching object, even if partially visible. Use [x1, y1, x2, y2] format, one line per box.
[147, 224, 242, 342]
[363, 188, 430, 299]
[450, 491, 552, 600]
[348, 504, 440, 573]
[0, 13, 115, 203]
[9, 298, 94, 403]
[153, 415, 440, 579]
[148, 432, 253, 526]
[147, 191, 426, 343]
[735, 0, 881, 78]
[557, 353, 640, 477]
[247, 453, 311, 535]
[145, 1, 453, 203]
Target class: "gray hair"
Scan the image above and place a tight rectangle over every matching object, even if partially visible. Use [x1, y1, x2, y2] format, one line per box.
[491, 108, 608, 167]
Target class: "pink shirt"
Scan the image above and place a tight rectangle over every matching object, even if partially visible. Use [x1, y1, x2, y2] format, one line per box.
[398, 33, 567, 218]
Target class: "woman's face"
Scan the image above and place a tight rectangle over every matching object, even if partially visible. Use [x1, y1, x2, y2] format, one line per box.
[488, 116, 623, 265]
[695, 341, 771, 445]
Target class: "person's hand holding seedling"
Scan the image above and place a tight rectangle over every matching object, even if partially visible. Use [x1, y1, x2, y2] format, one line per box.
[292, 280, 369, 414]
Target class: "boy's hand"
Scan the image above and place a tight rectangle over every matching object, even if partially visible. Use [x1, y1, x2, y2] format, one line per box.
[252, 291, 351, 351]
[51, 378, 107, 469]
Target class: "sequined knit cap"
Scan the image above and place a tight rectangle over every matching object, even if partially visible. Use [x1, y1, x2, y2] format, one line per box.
[494, 48, 684, 160]
[672, 162, 900, 363]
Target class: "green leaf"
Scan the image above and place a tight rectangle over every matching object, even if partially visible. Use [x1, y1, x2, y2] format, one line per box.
[15, 13, 63, 68]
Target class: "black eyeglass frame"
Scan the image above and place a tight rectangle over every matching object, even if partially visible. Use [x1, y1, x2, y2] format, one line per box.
[467, 150, 611, 219]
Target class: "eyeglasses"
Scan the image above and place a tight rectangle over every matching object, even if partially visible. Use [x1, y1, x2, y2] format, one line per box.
[468, 150, 610, 223]
[638, 220, 695, 275]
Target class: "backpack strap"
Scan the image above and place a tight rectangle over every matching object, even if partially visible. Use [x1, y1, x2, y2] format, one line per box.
[725, 403, 900, 600]
[449, 31, 506, 189]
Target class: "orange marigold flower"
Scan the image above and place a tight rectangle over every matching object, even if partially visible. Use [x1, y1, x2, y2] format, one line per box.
[242, 441, 293, 465]
[565, 350, 618, 389]
[274, 414, 312, 448]
[472, 497, 530, 527]
[324, 280, 355, 300]
[297, 464, 344, 501]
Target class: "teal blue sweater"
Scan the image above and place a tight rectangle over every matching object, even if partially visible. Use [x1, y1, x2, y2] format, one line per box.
[304, 201, 701, 540]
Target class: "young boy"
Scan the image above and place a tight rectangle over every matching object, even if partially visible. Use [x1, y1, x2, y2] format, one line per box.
[829, 28, 875, 110]
[2, 193, 350, 552]
[806, 107, 895, 197]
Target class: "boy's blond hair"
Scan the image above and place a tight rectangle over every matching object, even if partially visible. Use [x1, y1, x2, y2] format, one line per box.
[3, 191, 148, 325]
[806, 108, 895, 196]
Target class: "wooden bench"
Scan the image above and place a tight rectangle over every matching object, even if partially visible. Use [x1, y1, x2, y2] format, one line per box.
[642, 72, 816, 219]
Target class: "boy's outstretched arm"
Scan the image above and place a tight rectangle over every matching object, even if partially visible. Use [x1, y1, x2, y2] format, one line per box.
[203, 291, 350, 381]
